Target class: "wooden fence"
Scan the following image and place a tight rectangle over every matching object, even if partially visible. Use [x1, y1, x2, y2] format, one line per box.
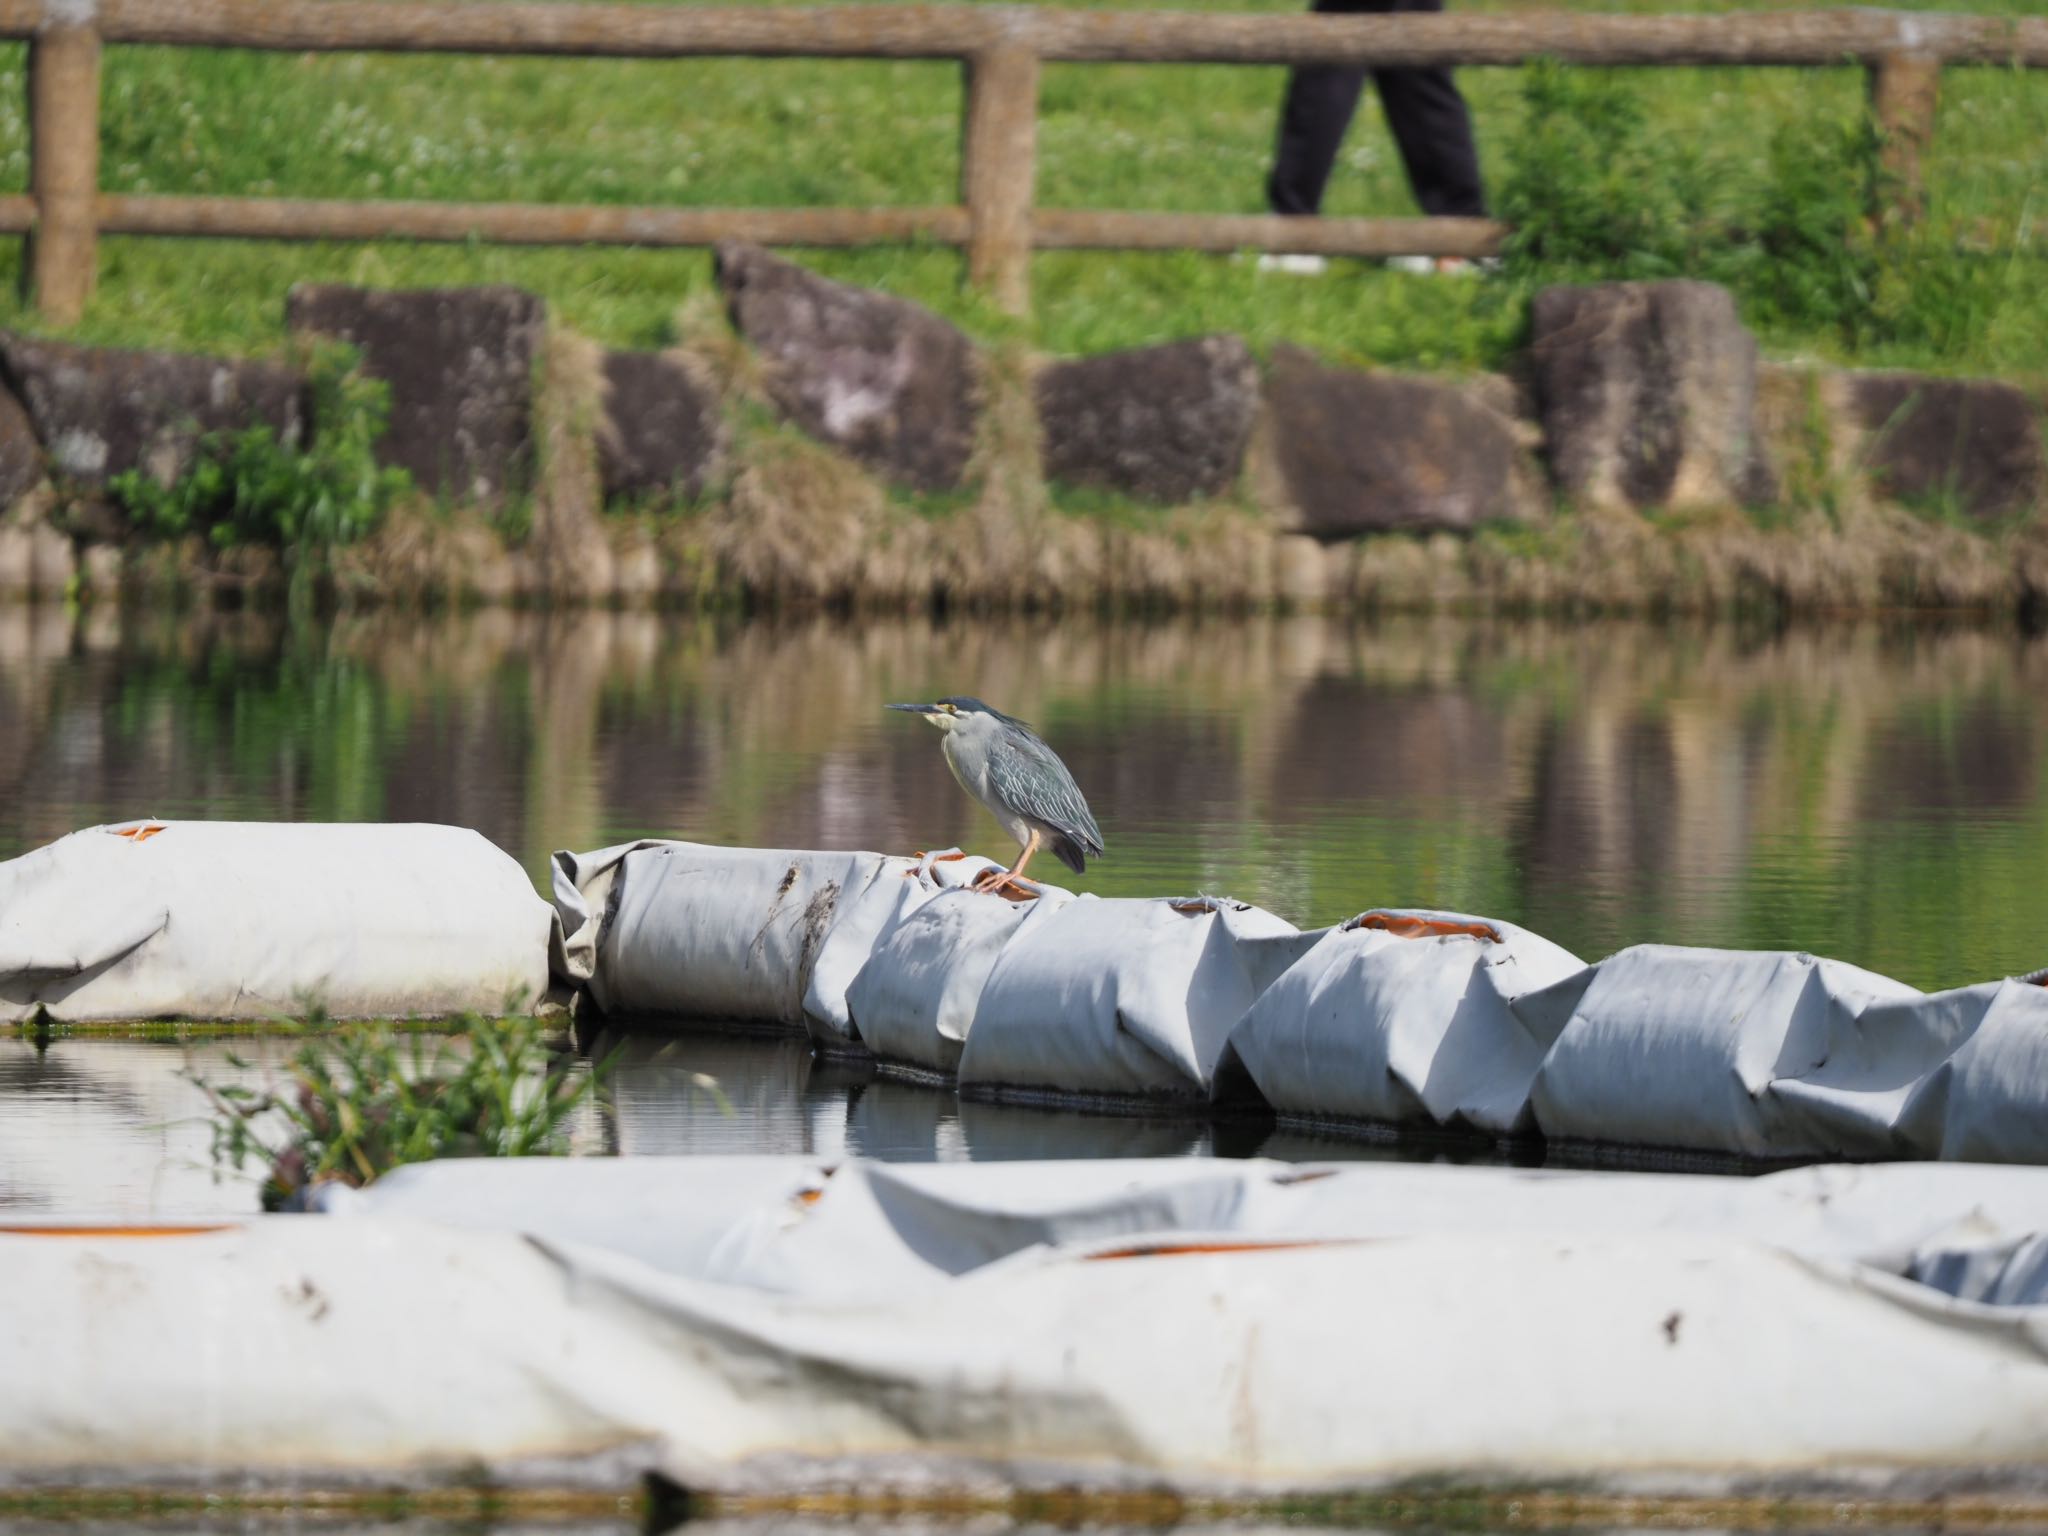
[8, 1, 2047, 322]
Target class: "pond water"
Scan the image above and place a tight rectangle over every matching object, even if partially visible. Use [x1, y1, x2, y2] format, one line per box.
[3, 607, 2045, 1215]
[0, 1025, 1547, 1216]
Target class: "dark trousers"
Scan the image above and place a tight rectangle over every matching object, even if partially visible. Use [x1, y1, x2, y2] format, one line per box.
[1266, 0, 1488, 219]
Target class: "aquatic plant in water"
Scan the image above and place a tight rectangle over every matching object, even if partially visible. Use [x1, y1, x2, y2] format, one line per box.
[188, 1012, 611, 1211]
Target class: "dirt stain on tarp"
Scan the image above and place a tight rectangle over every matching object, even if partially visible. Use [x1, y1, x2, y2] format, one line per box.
[795, 880, 840, 1014]
[746, 862, 805, 973]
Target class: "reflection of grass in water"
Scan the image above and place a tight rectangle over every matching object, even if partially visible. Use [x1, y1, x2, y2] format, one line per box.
[5, 1484, 2032, 1527]
[0, 1485, 635, 1522]
[7, 612, 2047, 986]
[9, 1014, 453, 1042]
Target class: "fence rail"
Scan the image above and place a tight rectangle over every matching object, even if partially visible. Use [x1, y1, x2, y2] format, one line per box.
[10, 1, 2047, 322]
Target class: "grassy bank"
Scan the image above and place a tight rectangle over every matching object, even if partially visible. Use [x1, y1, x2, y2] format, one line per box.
[0, 0, 2038, 382]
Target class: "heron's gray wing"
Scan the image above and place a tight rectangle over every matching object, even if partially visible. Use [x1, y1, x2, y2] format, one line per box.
[989, 723, 1104, 854]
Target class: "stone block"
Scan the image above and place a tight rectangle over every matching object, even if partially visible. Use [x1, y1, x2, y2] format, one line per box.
[1265, 346, 1537, 536]
[714, 242, 978, 493]
[598, 349, 726, 502]
[0, 379, 44, 508]
[0, 332, 304, 487]
[1529, 280, 1775, 512]
[1036, 335, 1259, 503]
[1838, 372, 2044, 523]
[286, 284, 546, 504]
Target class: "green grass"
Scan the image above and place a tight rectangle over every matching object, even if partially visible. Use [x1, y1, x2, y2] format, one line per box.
[0, 0, 2037, 379]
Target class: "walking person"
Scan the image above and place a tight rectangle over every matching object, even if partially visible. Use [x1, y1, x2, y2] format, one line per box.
[1262, 0, 1487, 274]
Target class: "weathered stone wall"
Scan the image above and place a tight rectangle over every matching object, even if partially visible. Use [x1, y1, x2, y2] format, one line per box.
[0, 251, 2041, 613]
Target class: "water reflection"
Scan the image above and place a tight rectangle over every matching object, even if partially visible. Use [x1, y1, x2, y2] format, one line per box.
[0, 1522, 1931, 1536]
[0, 1035, 280, 1214]
[3, 608, 2042, 986]
[0, 1027, 1540, 1218]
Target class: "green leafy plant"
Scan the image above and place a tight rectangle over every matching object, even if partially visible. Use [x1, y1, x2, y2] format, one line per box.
[1494, 60, 1698, 281]
[1493, 62, 2017, 367]
[1735, 116, 1883, 339]
[187, 1012, 617, 1211]
[112, 345, 412, 553]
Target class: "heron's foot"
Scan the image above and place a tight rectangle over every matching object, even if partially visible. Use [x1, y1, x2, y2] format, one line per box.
[903, 848, 971, 878]
[971, 865, 1039, 900]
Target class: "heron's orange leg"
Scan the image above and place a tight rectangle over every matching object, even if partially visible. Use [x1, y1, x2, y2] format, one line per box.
[973, 830, 1041, 896]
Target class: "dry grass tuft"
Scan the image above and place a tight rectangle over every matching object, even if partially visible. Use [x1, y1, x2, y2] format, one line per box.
[527, 329, 612, 600]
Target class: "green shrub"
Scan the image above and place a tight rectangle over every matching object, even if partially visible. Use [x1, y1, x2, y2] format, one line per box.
[1495, 63, 2011, 362]
[112, 345, 412, 552]
[1495, 61, 1703, 281]
[188, 1013, 616, 1210]
[1736, 116, 1883, 339]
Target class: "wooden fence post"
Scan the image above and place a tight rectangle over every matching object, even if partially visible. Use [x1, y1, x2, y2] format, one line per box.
[1867, 49, 1940, 228]
[27, 11, 103, 325]
[961, 41, 1038, 317]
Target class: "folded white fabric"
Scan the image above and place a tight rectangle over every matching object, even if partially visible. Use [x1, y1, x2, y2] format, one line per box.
[958, 896, 1311, 1099]
[1223, 909, 1585, 1133]
[0, 820, 552, 1022]
[848, 879, 1076, 1073]
[1526, 947, 2048, 1162]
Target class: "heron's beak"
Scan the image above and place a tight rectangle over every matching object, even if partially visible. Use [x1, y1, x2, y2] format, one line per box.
[886, 702, 940, 714]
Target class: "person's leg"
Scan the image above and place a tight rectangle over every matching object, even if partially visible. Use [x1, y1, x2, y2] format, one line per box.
[1371, 0, 1488, 217]
[1266, 0, 1385, 216]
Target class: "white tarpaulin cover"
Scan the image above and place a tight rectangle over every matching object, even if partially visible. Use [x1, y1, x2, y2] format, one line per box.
[319, 1153, 2048, 1305]
[551, 840, 1040, 1042]
[553, 838, 2048, 1163]
[1526, 948, 2048, 1162]
[0, 820, 552, 1022]
[846, 881, 1077, 1073]
[958, 897, 1312, 1100]
[15, 1155, 2048, 1492]
[1220, 910, 1585, 1135]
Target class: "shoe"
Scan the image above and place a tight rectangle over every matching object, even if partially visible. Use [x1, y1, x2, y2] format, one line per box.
[1254, 253, 1329, 276]
[1385, 255, 1499, 277]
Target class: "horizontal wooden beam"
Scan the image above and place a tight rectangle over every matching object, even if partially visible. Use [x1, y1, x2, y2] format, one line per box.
[0, 2, 2036, 68]
[1034, 210, 1505, 257]
[93, 194, 1506, 260]
[95, 195, 973, 247]
[1027, 10, 2048, 67]
[0, 194, 37, 235]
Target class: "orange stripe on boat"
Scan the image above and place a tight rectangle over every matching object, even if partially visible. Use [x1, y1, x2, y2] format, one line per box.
[1085, 1239, 1340, 1262]
[0, 1223, 237, 1238]
[1355, 911, 1500, 943]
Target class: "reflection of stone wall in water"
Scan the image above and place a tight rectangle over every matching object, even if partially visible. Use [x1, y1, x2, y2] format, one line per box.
[2, 612, 2043, 982]
[0, 248, 2043, 613]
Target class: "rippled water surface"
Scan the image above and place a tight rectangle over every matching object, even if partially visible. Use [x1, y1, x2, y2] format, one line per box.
[4, 608, 2045, 1213]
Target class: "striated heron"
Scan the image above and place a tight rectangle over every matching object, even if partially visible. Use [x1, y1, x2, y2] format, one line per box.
[886, 697, 1104, 893]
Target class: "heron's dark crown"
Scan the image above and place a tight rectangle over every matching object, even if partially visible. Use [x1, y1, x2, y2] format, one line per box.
[938, 696, 1030, 729]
